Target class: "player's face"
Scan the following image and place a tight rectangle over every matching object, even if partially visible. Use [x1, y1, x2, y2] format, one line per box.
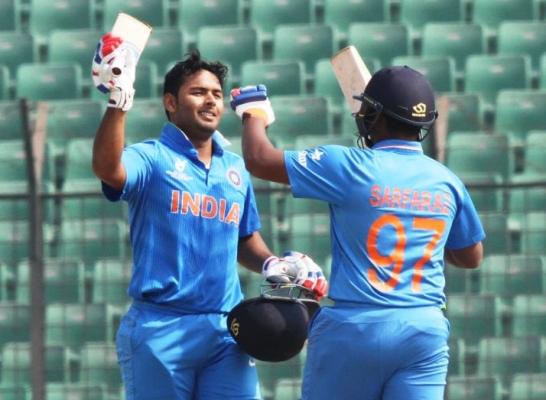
[165, 70, 224, 140]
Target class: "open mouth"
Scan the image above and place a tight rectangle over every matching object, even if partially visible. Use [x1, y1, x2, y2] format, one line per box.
[198, 110, 216, 120]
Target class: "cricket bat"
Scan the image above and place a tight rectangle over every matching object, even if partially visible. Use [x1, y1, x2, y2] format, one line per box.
[330, 46, 372, 114]
[109, 13, 152, 75]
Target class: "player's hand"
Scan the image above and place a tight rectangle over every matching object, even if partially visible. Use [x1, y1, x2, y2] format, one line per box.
[262, 255, 298, 284]
[92, 33, 137, 111]
[230, 85, 275, 127]
[283, 251, 328, 301]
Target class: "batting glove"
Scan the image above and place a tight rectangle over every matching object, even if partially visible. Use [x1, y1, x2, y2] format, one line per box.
[262, 255, 298, 284]
[230, 85, 275, 127]
[92, 33, 137, 111]
[283, 251, 328, 301]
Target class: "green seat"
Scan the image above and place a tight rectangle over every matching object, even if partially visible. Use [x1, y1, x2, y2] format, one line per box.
[494, 90, 546, 143]
[510, 373, 546, 400]
[48, 29, 100, 72]
[249, 0, 312, 43]
[473, 0, 534, 33]
[0, 32, 34, 76]
[444, 263, 475, 294]
[0, 385, 31, 400]
[102, 0, 167, 30]
[0, 261, 15, 301]
[30, 0, 93, 41]
[46, 303, 122, 349]
[0, 0, 19, 31]
[391, 56, 455, 93]
[498, 22, 546, 70]
[400, 0, 462, 39]
[257, 355, 304, 399]
[46, 383, 109, 400]
[509, 172, 546, 219]
[0, 139, 27, 185]
[197, 26, 258, 81]
[273, 24, 334, 77]
[464, 55, 531, 106]
[447, 376, 503, 400]
[446, 294, 503, 343]
[479, 212, 513, 255]
[1, 342, 79, 384]
[218, 104, 242, 138]
[480, 255, 544, 296]
[241, 60, 305, 96]
[323, 0, 385, 42]
[520, 211, 546, 255]
[287, 213, 331, 266]
[0, 65, 9, 100]
[62, 138, 95, 181]
[512, 295, 546, 338]
[540, 54, 546, 89]
[348, 23, 409, 68]
[62, 179, 125, 220]
[0, 221, 53, 266]
[446, 133, 513, 179]
[447, 337, 466, 376]
[80, 342, 122, 392]
[294, 134, 354, 150]
[457, 172, 503, 212]
[16, 63, 82, 100]
[477, 337, 542, 384]
[178, 0, 240, 44]
[422, 23, 484, 73]
[524, 131, 546, 173]
[126, 99, 165, 143]
[0, 101, 27, 139]
[268, 96, 331, 147]
[140, 28, 184, 75]
[16, 258, 85, 304]
[0, 303, 31, 348]
[92, 259, 131, 304]
[133, 61, 158, 98]
[273, 378, 302, 400]
[443, 93, 484, 132]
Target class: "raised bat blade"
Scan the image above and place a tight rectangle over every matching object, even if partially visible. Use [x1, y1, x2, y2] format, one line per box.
[111, 13, 152, 54]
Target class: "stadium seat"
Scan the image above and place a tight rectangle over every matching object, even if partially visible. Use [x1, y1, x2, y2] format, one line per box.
[46, 383, 109, 400]
[443, 93, 484, 133]
[477, 337, 542, 384]
[16, 258, 85, 304]
[268, 96, 332, 147]
[0, 261, 15, 301]
[494, 90, 546, 143]
[1, 342, 79, 384]
[287, 213, 331, 266]
[177, 0, 240, 44]
[512, 295, 546, 338]
[0, 65, 9, 100]
[218, 104, 242, 138]
[0, 139, 27, 183]
[0, 101, 26, 139]
[399, 0, 462, 41]
[464, 55, 531, 106]
[0, 0, 19, 31]
[323, 0, 385, 43]
[498, 22, 546, 70]
[0, 221, 53, 266]
[0, 303, 31, 348]
[472, 0, 535, 33]
[447, 337, 466, 375]
[510, 373, 546, 400]
[446, 133, 513, 179]
[240, 60, 305, 96]
[479, 254, 544, 296]
[273, 378, 302, 400]
[29, 0, 93, 41]
[456, 172, 503, 212]
[447, 376, 503, 400]
[294, 134, 355, 150]
[16, 63, 82, 100]
[133, 61, 159, 98]
[520, 211, 546, 255]
[249, 0, 312, 43]
[197, 26, 258, 81]
[62, 138, 96, 182]
[478, 212, 513, 255]
[48, 29, 100, 72]
[80, 342, 122, 392]
[509, 172, 546, 223]
[446, 294, 503, 343]
[0, 385, 31, 400]
[46, 303, 122, 349]
[125, 99, 165, 143]
[540, 54, 546, 89]
[444, 262, 476, 294]
[391, 56, 455, 93]
[421, 23, 484, 73]
[0, 32, 34, 76]
[61, 179, 125, 220]
[140, 28, 184, 76]
[348, 23, 409, 68]
[256, 355, 304, 399]
[92, 259, 131, 304]
[102, 0, 167, 30]
[524, 131, 546, 173]
[273, 24, 335, 77]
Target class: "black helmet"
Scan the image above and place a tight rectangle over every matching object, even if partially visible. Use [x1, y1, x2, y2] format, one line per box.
[227, 283, 319, 362]
[354, 66, 438, 146]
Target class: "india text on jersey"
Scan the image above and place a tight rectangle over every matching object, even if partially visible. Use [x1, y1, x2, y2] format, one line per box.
[170, 190, 241, 225]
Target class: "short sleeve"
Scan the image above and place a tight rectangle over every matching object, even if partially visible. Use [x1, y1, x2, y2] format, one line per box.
[238, 171, 261, 237]
[446, 185, 486, 249]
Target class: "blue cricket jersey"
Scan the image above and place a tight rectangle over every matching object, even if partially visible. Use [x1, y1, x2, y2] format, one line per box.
[103, 122, 261, 313]
[284, 139, 485, 308]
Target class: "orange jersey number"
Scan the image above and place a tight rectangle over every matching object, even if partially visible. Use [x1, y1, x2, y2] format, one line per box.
[366, 214, 446, 292]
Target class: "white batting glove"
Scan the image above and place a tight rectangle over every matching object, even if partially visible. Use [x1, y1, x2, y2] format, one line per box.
[230, 85, 275, 126]
[262, 255, 298, 284]
[283, 251, 328, 301]
[91, 33, 137, 111]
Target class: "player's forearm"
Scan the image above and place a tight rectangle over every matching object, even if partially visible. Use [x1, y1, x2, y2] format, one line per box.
[445, 242, 483, 269]
[92, 108, 127, 190]
[237, 232, 274, 274]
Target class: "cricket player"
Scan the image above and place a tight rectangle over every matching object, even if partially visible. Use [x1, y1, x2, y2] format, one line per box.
[91, 33, 327, 400]
[230, 66, 485, 399]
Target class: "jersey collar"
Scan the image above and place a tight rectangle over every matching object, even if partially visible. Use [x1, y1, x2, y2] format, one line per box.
[159, 122, 226, 157]
[372, 139, 423, 153]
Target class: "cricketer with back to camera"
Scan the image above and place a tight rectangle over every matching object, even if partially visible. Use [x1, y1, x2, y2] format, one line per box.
[230, 60, 485, 399]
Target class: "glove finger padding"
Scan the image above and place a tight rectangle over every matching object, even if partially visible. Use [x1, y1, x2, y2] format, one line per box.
[262, 256, 297, 284]
[283, 251, 329, 300]
[230, 85, 275, 126]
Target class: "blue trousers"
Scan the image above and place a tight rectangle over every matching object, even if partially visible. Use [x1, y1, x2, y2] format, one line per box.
[302, 304, 450, 400]
[116, 302, 261, 400]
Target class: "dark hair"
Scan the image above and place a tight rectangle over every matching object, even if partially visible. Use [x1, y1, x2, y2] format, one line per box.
[163, 49, 228, 97]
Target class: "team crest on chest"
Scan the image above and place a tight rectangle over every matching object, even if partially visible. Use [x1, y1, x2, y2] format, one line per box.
[166, 158, 192, 182]
[226, 167, 242, 189]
